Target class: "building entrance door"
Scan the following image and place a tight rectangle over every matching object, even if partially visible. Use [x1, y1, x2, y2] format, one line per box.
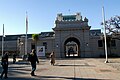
[64, 37, 80, 58]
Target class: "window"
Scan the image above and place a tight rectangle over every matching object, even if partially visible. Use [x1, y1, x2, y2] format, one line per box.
[98, 40, 103, 47]
[111, 40, 116, 47]
[43, 42, 47, 49]
[31, 44, 35, 49]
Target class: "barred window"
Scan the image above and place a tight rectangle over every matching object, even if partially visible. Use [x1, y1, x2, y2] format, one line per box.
[111, 40, 116, 47]
[43, 42, 47, 49]
[31, 44, 35, 49]
[98, 40, 103, 47]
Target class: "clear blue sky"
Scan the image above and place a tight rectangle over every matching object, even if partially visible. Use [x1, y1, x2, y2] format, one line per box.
[0, 0, 120, 35]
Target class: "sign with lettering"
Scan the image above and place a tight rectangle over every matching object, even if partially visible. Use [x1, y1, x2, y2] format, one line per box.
[37, 46, 45, 57]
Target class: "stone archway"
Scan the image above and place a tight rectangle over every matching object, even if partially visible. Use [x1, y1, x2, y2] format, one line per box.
[64, 37, 80, 58]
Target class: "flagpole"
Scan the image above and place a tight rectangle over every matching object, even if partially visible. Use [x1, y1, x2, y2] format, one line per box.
[25, 25, 27, 56]
[25, 12, 28, 57]
[102, 7, 108, 63]
[2, 24, 4, 56]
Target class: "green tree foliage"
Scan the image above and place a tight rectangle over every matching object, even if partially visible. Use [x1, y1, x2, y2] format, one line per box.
[32, 34, 39, 49]
[32, 34, 39, 42]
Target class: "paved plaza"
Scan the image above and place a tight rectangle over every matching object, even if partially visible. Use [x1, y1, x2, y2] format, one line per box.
[0, 58, 120, 80]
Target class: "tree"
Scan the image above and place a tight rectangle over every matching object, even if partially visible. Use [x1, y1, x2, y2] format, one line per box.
[32, 34, 39, 49]
[101, 15, 120, 57]
[101, 15, 120, 40]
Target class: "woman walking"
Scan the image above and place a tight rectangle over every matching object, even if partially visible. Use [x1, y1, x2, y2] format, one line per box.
[49, 51, 55, 65]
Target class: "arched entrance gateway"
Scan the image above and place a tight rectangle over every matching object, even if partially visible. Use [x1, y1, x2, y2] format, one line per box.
[53, 13, 91, 58]
[64, 37, 80, 58]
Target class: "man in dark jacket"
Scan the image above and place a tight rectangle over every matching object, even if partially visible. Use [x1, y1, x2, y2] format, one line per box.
[0, 52, 8, 79]
[28, 49, 39, 76]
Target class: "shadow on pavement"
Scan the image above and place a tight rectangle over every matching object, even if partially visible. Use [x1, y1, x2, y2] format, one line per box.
[30, 75, 109, 80]
[5, 75, 110, 80]
[9, 61, 30, 65]
[0, 77, 37, 80]
[55, 64, 95, 67]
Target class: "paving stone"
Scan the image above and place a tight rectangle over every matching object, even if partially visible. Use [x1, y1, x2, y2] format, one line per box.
[0, 58, 120, 80]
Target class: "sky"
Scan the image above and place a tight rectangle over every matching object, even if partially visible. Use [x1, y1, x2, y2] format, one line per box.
[0, 0, 120, 35]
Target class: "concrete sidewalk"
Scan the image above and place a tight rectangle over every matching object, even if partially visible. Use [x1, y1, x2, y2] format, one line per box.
[1, 58, 120, 80]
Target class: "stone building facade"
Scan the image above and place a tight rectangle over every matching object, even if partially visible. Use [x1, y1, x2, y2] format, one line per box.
[0, 13, 120, 58]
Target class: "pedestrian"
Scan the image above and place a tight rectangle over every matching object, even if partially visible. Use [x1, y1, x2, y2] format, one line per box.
[27, 49, 39, 76]
[0, 52, 9, 79]
[68, 48, 71, 57]
[49, 51, 55, 65]
[13, 53, 16, 64]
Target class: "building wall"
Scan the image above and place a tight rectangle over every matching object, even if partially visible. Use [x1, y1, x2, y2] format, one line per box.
[0, 13, 120, 58]
[112, 40, 120, 56]
[89, 36, 104, 57]
[0, 40, 18, 56]
[37, 37, 55, 54]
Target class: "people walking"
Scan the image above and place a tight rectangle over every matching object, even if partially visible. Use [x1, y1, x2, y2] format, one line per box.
[13, 53, 16, 64]
[27, 49, 39, 76]
[49, 51, 55, 65]
[0, 52, 9, 79]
